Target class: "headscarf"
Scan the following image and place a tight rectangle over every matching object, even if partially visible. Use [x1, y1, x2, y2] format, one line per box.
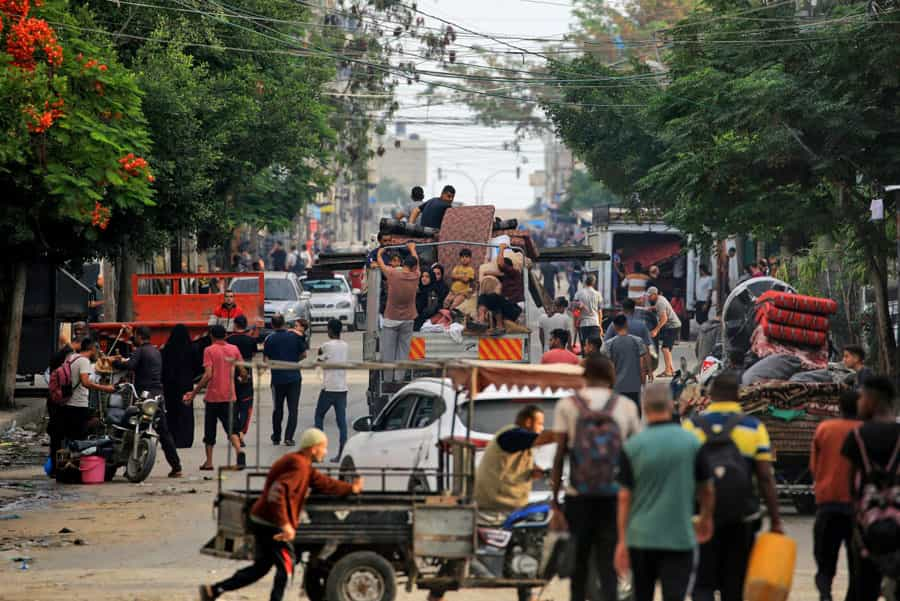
[430, 263, 450, 306]
[416, 270, 435, 314]
[162, 324, 195, 386]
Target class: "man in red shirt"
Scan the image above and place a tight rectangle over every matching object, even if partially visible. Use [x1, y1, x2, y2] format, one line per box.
[213, 290, 245, 325]
[810, 390, 860, 601]
[541, 329, 580, 365]
[184, 325, 245, 470]
[200, 428, 363, 601]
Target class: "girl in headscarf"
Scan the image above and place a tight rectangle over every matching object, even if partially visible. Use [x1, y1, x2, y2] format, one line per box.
[414, 270, 440, 331]
[430, 263, 450, 308]
[162, 324, 197, 448]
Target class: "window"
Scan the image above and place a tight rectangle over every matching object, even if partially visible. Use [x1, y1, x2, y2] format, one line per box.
[302, 278, 349, 294]
[456, 398, 559, 434]
[410, 395, 445, 429]
[376, 394, 417, 431]
[231, 277, 297, 301]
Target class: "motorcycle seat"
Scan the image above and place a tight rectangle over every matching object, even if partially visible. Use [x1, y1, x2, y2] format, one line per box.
[106, 406, 139, 426]
[66, 437, 113, 452]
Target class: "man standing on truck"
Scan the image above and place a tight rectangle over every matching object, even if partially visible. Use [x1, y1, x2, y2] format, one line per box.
[497, 243, 525, 305]
[213, 290, 245, 330]
[377, 243, 419, 382]
[409, 185, 455, 229]
[622, 262, 650, 304]
[199, 428, 364, 601]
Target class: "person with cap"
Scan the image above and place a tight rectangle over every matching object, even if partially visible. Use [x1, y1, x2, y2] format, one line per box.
[200, 428, 364, 601]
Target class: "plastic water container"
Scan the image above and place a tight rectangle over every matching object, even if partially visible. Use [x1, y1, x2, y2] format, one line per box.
[744, 532, 797, 601]
[79, 456, 106, 485]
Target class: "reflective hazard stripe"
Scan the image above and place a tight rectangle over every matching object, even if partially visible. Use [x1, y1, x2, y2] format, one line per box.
[409, 337, 426, 360]
[478, 338, 523, 360]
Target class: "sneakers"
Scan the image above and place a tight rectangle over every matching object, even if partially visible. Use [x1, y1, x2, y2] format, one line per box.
[271, 435, 280, 445]
[168, 469, 183, 478]
[284, 439, 295, 447]
[236, 452, 246, 470]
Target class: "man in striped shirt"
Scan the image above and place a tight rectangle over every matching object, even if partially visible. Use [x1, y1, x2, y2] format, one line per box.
[621, 262, 651, 304]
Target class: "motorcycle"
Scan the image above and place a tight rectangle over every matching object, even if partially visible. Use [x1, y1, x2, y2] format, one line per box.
[98, 382, 161, 482]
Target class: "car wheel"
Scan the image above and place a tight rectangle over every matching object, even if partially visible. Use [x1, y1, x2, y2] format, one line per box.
[326, 551, 396, 601]
[407, 471, 430, 494]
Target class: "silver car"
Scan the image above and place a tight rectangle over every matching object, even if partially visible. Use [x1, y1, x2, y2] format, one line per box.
[229, 271, 311, 337]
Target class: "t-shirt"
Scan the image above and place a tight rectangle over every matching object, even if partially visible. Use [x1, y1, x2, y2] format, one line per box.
[419, 197, 453, 229]
[264, 330, 308, 385]
[696, 275, 714, 306]
[841, 421, 900, 500]
[683, 402, 774, 463]
[652, 295, 682, 330]
[271, 248, 287, 271]
[552, 387, 642, 496]
[203, 342, 243, 403]
[68, 354, 92, 408]
[541, 348, 581, 365]
[499, 261, 525, 304]
[384, 268, 419, 321]
[623, 273, 650, 301]
[539, 312, 574, 353]
[450, 264, 475, 295]
[318, 339, 349, 392]
[574, 287, 603, 327]
[604, 314, 653, 347]
[227, 333, 257, 361]
[811, 418, 861, 506]
[618, 422, 712, 551]
[603, 334, 647, 394]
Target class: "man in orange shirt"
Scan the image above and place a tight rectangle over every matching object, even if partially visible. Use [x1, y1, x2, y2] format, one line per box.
[810, 390, 860, 601]
[200, 428, 363, 601]
[540, 329, 580, 365]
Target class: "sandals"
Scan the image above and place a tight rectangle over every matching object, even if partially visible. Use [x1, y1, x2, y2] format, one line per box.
[199, 464, 214, 471]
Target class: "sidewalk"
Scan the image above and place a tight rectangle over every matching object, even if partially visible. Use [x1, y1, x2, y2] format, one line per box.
[0, 396, 46, 433]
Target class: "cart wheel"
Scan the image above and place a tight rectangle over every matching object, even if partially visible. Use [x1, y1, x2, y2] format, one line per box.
[791, 493, 817, 516]
[326, 551, 396, 601]
[303, 565, 328, 601]
[339, 457, 358, 482]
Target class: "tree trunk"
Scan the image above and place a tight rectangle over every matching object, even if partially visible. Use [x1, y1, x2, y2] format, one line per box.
[0, 261, 27, 409]
[867, 251, 896, 375]
[170, 236, 182, 274]
[116, 252, 137, 322]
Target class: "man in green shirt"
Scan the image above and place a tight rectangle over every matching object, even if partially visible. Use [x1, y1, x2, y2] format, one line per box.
[614, 383, 715, 601]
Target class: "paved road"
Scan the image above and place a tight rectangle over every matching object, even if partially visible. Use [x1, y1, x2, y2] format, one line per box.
[0, 333, 848, 600]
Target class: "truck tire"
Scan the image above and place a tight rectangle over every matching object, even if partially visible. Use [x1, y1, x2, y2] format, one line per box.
[326, 551, 396, 601]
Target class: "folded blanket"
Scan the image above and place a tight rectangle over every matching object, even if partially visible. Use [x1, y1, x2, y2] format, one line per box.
[756, 303, 830, 332]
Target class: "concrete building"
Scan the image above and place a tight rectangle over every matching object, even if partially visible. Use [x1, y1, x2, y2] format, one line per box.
[541, 133, 576, 208]
[371, 127, 428, 196]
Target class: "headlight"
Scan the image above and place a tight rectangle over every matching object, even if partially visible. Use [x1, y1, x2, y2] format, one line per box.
[337, 301, 351, 309]
[285, 307, 299, 319]
[141, 400, 159, 417]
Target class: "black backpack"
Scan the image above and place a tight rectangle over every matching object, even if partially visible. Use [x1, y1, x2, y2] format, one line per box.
[696, 414, 755, 525]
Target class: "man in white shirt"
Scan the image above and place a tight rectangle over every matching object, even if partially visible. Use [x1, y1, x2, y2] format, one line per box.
[66, 338, 116, 442]
[695, 264, 714, 324]
[315, 319, 350, 462]
[538, 297, 574, 353]
[574, 275, 604, 355]
[647, 287, 682, 377]
[622, 262, 650, 304]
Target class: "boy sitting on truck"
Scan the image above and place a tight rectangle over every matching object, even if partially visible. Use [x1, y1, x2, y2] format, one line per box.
[199, 428, 363, 601]
[444, 248, 475, 310]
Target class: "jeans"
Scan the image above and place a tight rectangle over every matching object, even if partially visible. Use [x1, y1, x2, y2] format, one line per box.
[580, 325, 602, 354]
[630, 547, 696, 601]
[693, 521, 755, 601]
[213, 522, 294, 601]
[271, 381, 301, 443]
[314, 390, 348, 457]
[381, 320, 414, 382]
[564, 495, 618, 601]
[814, 507, 854, 601]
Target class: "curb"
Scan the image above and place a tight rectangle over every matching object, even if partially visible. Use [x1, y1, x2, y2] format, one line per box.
[0, 398, 47, 433]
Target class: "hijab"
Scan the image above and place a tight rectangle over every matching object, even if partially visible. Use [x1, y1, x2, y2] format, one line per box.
[162, 324, 194, 384]
[430, 263, 450, 305]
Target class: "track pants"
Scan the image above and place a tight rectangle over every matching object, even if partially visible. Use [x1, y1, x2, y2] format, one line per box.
[630, 547, 697, 601]
[814, 507, 854, 601]
[213, 522, 294, 601]
[565, 495, 618, 601]
[693, 521, 755, 601]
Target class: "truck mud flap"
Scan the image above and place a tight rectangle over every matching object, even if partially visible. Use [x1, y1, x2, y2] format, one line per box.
[200, 533, 254, 561]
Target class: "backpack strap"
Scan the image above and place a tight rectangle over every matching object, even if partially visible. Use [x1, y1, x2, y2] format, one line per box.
[66, 354, 82, 391]
[720, 413, 745, 437]
[853, 427, 873, 476]
[695, 413, 743, 442]
[884, 432, 900, 474]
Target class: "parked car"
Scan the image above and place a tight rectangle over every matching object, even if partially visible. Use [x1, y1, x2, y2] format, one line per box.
[229, 271, 311, 337]
[302, 274, 358, 330]
[340, 378, 568, 494]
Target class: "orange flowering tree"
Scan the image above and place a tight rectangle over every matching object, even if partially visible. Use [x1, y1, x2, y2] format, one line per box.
[0, 0, 154, 406]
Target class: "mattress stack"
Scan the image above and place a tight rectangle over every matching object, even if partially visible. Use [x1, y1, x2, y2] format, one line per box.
[754, 291, 837, 349]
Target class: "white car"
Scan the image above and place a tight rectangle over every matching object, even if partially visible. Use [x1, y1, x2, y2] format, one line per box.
[340, 378, 569, 495]
[302, 274, 357, 330]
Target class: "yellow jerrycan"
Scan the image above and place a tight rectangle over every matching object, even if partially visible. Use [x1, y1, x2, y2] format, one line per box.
[744, 532, 798, 601]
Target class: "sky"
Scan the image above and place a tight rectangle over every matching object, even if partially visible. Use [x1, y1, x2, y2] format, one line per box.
[387, 0, 577, 210]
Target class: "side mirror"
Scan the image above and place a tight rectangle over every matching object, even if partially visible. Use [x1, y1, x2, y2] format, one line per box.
[352, 288, 361, 296]
[353, 416, 372, 432]
[300, 291, 312, 300]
